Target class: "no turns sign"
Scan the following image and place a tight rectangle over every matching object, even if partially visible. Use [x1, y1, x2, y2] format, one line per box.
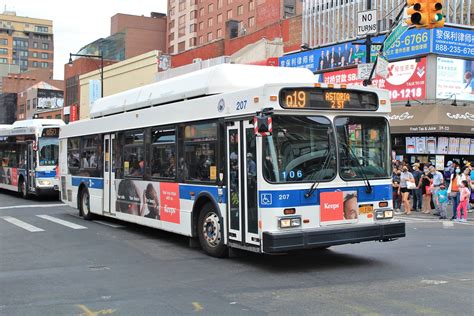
[357, 10, 378, 36]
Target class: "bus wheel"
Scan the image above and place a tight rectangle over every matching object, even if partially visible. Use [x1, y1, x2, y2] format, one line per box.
[18, 178, 29, 199]
[79, 188, 93, 220]
[197, 203, 227, 258]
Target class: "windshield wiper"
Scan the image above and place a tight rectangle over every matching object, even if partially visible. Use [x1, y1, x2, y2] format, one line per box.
[341, 142, 372, 194]
[305, 130, 335, 198]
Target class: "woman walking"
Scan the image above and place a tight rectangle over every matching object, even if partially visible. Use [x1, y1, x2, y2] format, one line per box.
[400, 166, 415, 215]
[419, 168, 433, 214]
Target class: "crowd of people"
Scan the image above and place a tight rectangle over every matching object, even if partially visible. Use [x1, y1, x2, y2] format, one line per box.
[392, 159, 474, 222]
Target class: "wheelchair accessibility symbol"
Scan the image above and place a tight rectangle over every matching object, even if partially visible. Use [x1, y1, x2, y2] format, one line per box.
[260, 193, 273, 206]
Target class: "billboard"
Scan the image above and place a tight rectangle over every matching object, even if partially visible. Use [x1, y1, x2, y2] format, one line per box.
[433, 27, 474, 59]
[322, 58, 426, 102]
[37, 89, 64, 110]
[436, 57, 474, 101]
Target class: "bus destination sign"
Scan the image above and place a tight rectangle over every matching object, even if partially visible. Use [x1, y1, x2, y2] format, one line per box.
[280, 88, 378, 111]
[42, 128, 60, 137]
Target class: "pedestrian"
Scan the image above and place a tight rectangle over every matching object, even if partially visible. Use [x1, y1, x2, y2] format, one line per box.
[448, 167, 462, 220]
[436, 183, 448, 219]
[444, 160, 454, 192]
[429, 166, 444, 215]
[419, 168, 433, 214]
[455, 180, 470, 222]
[412, 163, 422, 212]
[400, 166, 415, 215]
[392, 168, 402, 213]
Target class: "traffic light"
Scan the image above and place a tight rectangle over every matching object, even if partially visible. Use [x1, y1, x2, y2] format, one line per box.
[428, 0, 445, 28]
[405, 0, 429, 28]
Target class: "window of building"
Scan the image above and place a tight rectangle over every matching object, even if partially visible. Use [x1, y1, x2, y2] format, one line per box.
[123, 130, 145, 178]
[169, 20, 175, 29]
[42, 43, 49, 50]
[207, 32, 213, 42]
[208, 3, 213, 13]
[55, 114, 61, 119]
[217, 0, 223, 9]
[169, 6, 175, 16]
[249, 0, 254, 11]
[227, 10, 232, 19]
[0, 48, 7, 55]
[179, 0, 186, 11]
[199, 8, 204, 17]
[189, 23, 197, 32]
[183, 122, 218, 182]
[190, 10, 197, 19]
[41, 52, 48, 59]
[178, 41, 186, 52]
[168, 32, 175, 43]
[32, 61, 38, 67]
[199, 36, 204, 45]
[227, 0, 232, 4]
[189, 37, 197, 47]
[35, 26, 48, 33]
[40, 62, 48, 68]
[217, 28, 222, 38]
[46, 115, 52, 119]
[13, 39, 28, 48]
[178, 15, 186, 37]
[33, 42, 38, 48]
[151, 128, 176, 179]
[19, 51, 28, 57]
[32, 52, 38, 58]
[199, 21, 204, 30]
[27, 100, 30, 110]
[208, 18, 213, 27]
[189, 0, 197, 5]
[237, 5, 243, 16]
[248, 16, 255, 27]
[168, 46, 174, 54]
[0, 38, 7, 45]
[217, 13, 223, 24]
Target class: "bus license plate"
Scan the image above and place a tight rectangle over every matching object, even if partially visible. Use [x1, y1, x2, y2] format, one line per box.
[359, 204, 373, 214]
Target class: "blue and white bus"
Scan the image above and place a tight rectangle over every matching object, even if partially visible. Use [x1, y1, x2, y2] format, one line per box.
[59, 64, 405, 257]
[0, 119, 64, 198]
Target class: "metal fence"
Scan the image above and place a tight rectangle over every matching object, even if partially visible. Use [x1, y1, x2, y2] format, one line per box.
[302, 0, 472, 48]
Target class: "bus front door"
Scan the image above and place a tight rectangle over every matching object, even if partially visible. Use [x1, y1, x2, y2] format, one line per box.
[103, 134, 116, 215]
[226, 120, 260, 247]
[27, 142, 35, 193]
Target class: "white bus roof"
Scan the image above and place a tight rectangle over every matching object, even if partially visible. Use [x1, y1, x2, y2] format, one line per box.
[0, 119, 64, 137]
[90, 64, 316, 118]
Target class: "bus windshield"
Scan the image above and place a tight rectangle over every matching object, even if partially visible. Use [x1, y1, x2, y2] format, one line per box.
[262, 116, 336, 183]
[335, 116, 390, 180]
[39, 137, 59, 166]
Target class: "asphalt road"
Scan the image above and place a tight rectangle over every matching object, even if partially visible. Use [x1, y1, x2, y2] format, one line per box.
[1, 189, 473, 316]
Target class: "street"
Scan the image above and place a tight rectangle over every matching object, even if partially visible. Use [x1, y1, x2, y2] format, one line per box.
[1, 190, 473, 316]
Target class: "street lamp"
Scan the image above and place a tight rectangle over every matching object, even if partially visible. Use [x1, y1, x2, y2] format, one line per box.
[68, 52, 104, 98]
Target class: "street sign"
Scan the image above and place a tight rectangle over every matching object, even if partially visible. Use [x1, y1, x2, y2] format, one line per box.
[357, 10, 377, 36]
[383, 22, 409, 53]
[357, 63, 374, 80]
[376, 56, 389, 78]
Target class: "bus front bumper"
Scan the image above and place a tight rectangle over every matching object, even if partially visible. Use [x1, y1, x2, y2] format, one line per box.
[262, 221, 405, 253]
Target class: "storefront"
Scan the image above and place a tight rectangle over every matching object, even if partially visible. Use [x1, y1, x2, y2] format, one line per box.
[389, 104, 474, 169]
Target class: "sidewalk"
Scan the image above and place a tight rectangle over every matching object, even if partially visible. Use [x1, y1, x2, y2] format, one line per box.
[394, 207, 474, 222]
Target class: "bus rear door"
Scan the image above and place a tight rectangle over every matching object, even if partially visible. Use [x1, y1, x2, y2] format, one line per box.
[103, 134, 116, 215]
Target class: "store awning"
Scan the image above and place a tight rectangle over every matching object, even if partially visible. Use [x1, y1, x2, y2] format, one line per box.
[389, 104, 474, 134]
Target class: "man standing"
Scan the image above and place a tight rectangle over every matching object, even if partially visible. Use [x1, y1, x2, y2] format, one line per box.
[429, 165, 444, 215]
[412, 163, 422, 212]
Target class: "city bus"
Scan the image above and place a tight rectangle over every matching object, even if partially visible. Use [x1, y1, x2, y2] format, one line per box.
[59, 64, 405, 257]
[0, 119, 64, 198]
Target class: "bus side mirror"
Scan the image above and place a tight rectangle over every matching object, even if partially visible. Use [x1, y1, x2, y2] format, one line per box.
[253, 115, 272, 136]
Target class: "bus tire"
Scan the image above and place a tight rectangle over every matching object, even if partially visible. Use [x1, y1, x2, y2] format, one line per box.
[18, 178, 29, 199]
[197, 203, 227, 258]
[79, 187, 93, 220]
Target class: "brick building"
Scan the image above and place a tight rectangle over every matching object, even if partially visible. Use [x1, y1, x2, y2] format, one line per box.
[167, 0, 301, 54]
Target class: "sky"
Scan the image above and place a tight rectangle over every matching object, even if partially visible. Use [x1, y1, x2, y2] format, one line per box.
[8, 0, 168, 79]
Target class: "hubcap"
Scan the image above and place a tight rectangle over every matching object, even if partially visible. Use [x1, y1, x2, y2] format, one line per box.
[202, 212, 221, 248]
[82, 192, 90, 215]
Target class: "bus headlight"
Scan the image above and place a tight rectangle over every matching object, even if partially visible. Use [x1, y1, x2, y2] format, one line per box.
[38, 179, 52, 186]
[279, 216, 301, 228]
[375, 210, 393, 220]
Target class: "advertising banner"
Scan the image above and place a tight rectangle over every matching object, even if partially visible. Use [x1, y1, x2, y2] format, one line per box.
[323, 58, 426, 102]
[433, 27, 474, 59]
[436, 57, 474, 101]
[320, 191, 359, 223]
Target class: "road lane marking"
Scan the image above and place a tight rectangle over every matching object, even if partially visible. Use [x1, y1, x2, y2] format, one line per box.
[1, 216, 44, 232]
[36, 215, 87, 229]
[76, 304, 116, 316]
[192, 302, 203, 312]
[0, 204, 63, 210]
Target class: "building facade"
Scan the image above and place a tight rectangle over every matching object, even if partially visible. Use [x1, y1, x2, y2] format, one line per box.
[167, 0, 302, 54]
[0, 10, 54, 73]
[75, 12, 167, 62]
